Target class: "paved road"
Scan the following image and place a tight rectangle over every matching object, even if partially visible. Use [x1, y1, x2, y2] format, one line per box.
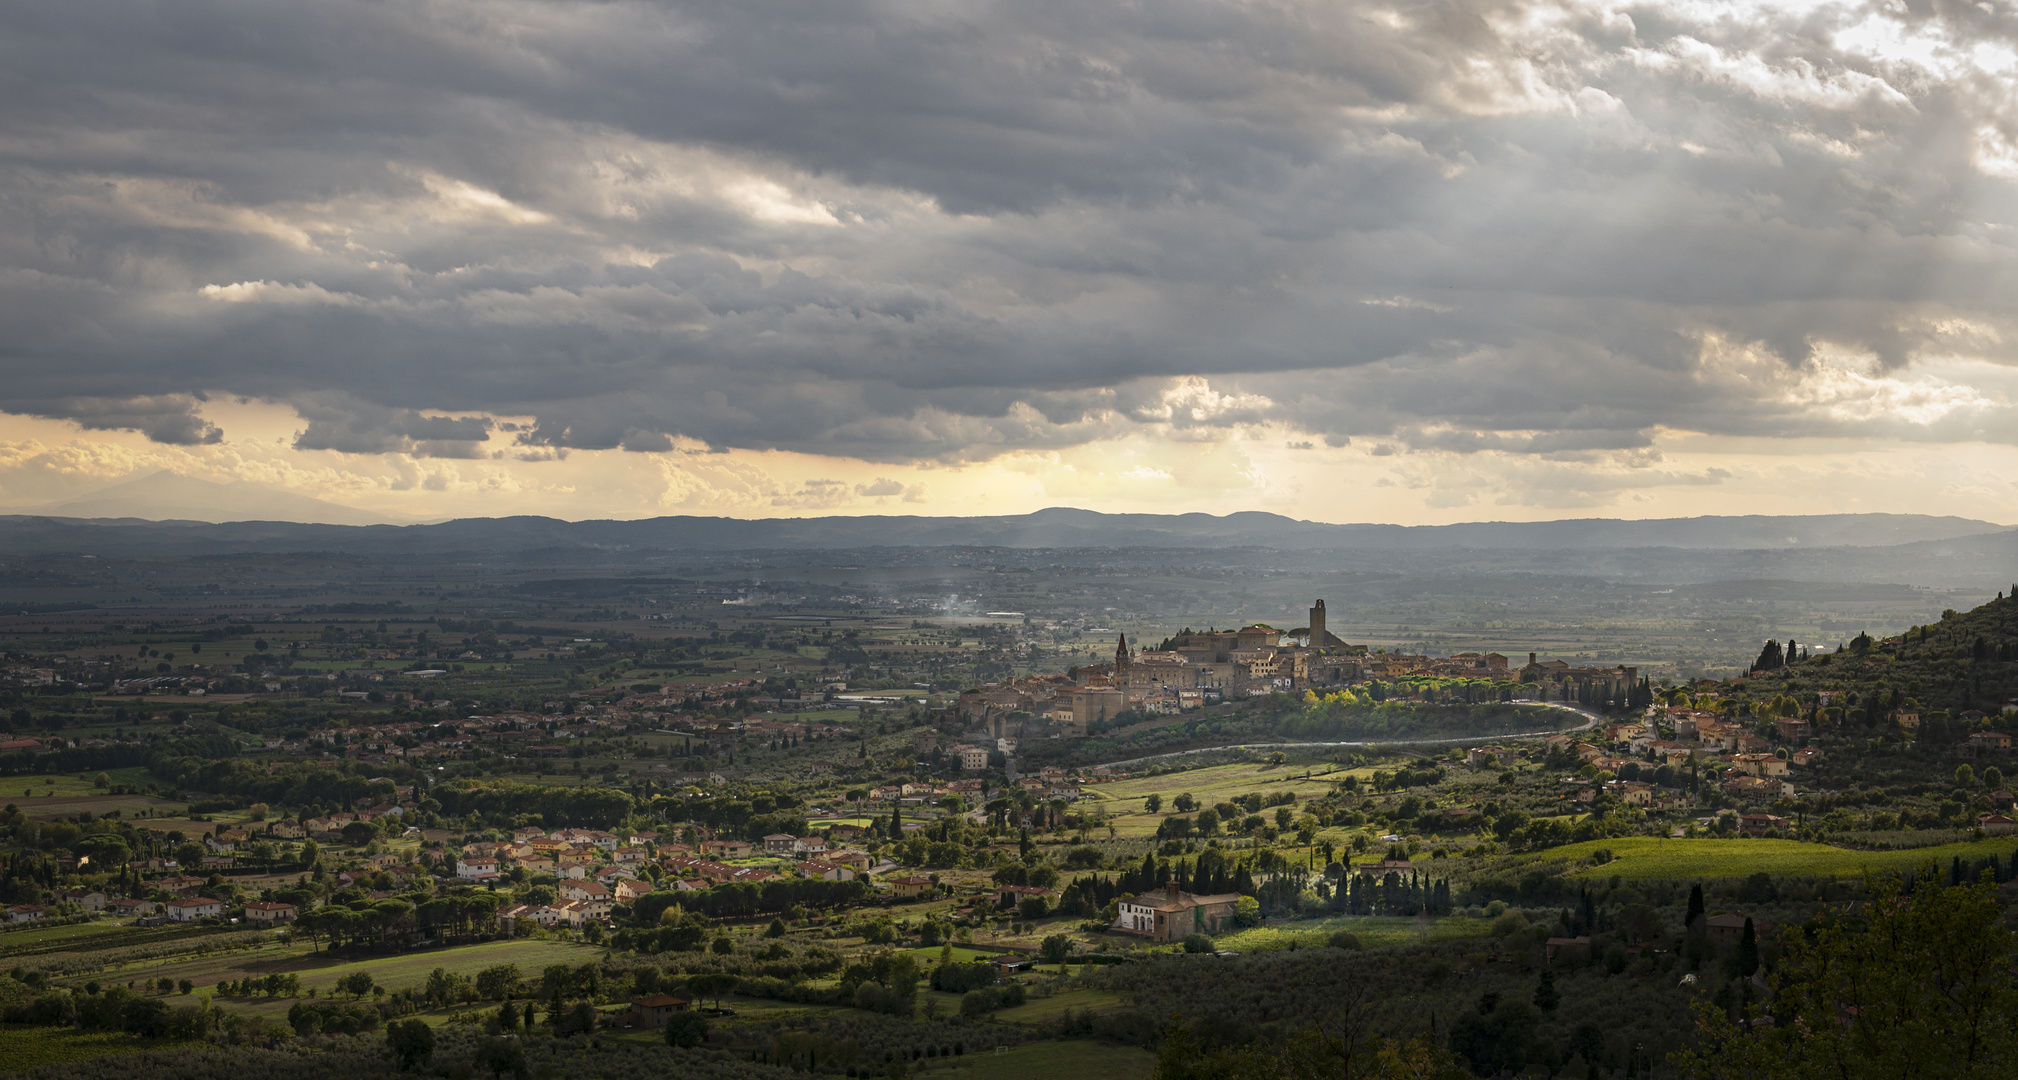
[1089, 702, 1605, 772]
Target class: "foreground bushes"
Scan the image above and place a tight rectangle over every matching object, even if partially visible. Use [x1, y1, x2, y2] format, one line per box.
[3, 988, 212, 1041]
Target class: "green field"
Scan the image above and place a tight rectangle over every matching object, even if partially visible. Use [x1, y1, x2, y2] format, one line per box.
[1552, 836, 2018, 882]
[1213, 914, 1497, 953]
[990, 988, 1128, 1024]
[1091, 761, 1346, 812]
[907, 946, 1005, 964]
[0, 921, 133, 954]
[111, 937, 598, 1009]
[1083, 761, 1358, 837]
[942, 1040, 1154, 1080]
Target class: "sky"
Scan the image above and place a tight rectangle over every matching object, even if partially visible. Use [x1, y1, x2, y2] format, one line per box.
[4, 0, 2018, 525]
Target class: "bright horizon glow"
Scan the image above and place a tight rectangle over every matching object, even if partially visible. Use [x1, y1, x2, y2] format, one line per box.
[2, 405, 2015, 526]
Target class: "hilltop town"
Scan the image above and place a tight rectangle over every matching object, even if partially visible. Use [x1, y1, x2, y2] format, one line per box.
[951, 598, 1647, 743]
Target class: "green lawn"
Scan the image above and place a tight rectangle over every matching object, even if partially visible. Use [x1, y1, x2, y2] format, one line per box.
[939, 1040, 1154, 1080]
[1552, 836, 2018, 882]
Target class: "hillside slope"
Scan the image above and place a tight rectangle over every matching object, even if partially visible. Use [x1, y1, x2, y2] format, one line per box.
[1726, 589, 2018, 727]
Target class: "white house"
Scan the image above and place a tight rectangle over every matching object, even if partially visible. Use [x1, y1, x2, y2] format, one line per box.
[165, 897, 223, 922]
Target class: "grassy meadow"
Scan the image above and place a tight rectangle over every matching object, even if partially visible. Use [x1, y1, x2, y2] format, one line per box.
[1549, 835, 2018, 882]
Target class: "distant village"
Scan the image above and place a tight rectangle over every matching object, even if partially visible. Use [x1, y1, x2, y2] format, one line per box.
[950, 598, 1645, 746]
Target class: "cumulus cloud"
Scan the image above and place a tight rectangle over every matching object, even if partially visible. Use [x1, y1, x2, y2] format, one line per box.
[1, 0, 2018, 478]
[12, 395, 224, 446]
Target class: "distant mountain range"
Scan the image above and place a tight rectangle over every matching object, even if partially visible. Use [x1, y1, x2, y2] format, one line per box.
[0, 504, 2009, 559]
[3, 471, 408, 527]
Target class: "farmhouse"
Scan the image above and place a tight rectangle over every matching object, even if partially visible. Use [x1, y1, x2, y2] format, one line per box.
[618, 994, 691, 1028]
[1111, 882, 1241, 943]
[1705, 913, 1768, 946]
[165, 897, 223, 922]
[245, 901, 297, 925]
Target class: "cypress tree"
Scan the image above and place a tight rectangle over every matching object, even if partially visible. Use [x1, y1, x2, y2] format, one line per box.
[1686, 883, 1705, 933]
[1737, 917, 1759, 978]
[1534, 970, 1560, 1014]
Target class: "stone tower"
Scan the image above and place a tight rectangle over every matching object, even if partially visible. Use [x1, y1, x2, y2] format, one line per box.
[1309, 599, 1327, 649]
[1114, 632, 1132, 682]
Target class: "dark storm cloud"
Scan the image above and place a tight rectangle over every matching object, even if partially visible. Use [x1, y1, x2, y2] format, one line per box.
[2, 0, 2017, 462]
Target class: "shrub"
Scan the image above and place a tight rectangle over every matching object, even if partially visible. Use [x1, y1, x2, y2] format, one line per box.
[664, 1010, 709, 1048]
[956, 983, 1027, 1017]
[287, 1000, 381, 1036]
[929, 962, 996, 993]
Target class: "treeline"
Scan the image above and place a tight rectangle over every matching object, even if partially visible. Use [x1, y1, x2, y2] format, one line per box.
[148, 756, 412, 809]
[1092, 942, 1695, 1078]
[1276, 700, 1571, 740]
[630, 878, 871, 923]
[1026, 699, 1579, 770]
[2, 983, 264, 1043]
[1326, 868, 1455, 917]
[0, 734, 239, 778]
[649, 792, 807, 842]
[432, 782, 634, 828]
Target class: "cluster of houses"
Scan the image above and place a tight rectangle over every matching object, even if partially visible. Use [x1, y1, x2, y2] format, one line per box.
[469, 823, 913, 932]
[1535, 712, 1818, 807]
[6, 881, 249, 926]
[952, 601, 1643, 746]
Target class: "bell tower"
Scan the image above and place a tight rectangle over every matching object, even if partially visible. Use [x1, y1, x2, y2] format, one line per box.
[1309, 599, 1327, 649]
[1114, 632, 1132, 682]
